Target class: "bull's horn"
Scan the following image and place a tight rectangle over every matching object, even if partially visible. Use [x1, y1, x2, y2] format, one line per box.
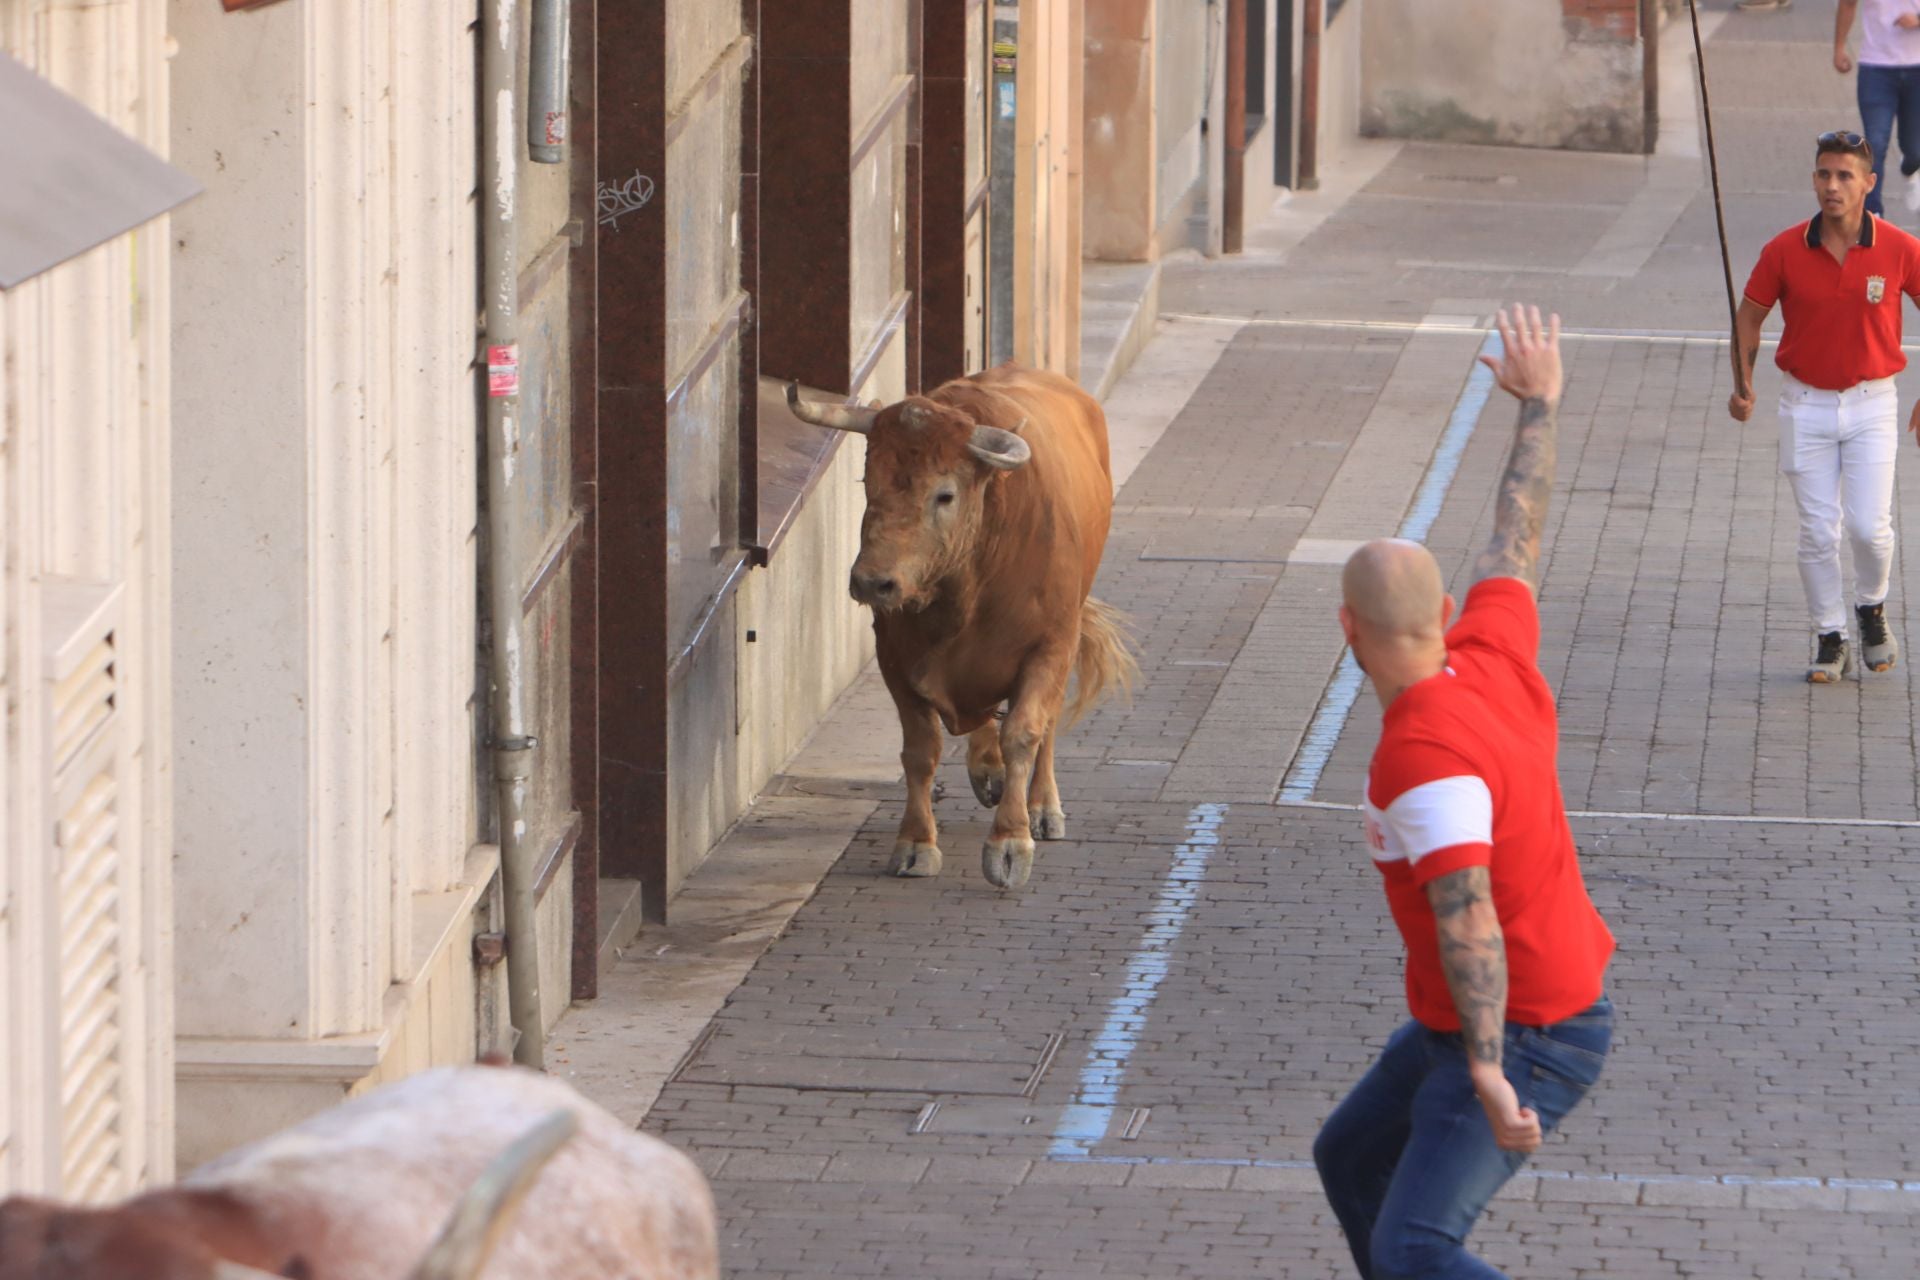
[406, 1109, 580, 1280]
[967, 422, 1031, 471]
[786, 382, 878, 434]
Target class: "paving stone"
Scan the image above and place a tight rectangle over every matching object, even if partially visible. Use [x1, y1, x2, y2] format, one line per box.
[1228, 1165, 1321, 1194]
[1123, 1162, 1236, 1190]
[819, 1152, 932, 1184]
[1743, 1181, 1850, 1213]
[1020, 1160, 1134, 1188]
[1535, 1176, 1641, 1206]
[922, 1155, 1035, 1186]
[1635, 1177, 1747, 1209]
[721, 1152, 830, 1183]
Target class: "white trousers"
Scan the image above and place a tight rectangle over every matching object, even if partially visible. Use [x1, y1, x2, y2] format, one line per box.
[1777, 373, 1899, 634]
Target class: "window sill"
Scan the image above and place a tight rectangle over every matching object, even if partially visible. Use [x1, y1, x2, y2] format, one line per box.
[751, 375, 850, 567]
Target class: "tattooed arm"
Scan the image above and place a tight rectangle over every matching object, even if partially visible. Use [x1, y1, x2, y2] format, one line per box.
[1427, 865, 1542, 1153]
[1729, 298, 1767, 423]
[1471, 305, 1563, 591]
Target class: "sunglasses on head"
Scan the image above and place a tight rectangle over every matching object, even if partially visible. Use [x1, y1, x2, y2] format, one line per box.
[1818, 129, 1872, 156]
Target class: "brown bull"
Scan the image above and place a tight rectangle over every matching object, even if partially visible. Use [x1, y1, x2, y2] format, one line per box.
[789, 365, 1134, 888]
[0, 1065, 718, 1280]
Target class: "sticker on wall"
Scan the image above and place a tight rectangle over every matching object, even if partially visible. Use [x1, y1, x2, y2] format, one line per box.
[488, 344, 520, 398]
[997, 80, 1015, 121]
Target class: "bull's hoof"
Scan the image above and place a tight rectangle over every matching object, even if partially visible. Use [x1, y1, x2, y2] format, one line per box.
[969, 764, 1006, 809]
[890, 841, 944, 878]
[1030, 806, 1068, 840]
[981, 836, 1035, 889]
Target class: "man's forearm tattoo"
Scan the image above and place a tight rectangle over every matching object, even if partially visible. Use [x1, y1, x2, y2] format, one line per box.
[1427, 866, 1508, 1067]
[1471, 395, 1556, 588]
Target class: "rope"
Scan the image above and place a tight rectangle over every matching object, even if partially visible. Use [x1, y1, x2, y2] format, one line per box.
[1687, 0, 1748, 398]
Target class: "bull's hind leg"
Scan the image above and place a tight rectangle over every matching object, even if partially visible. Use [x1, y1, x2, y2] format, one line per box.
[966, 722, 1006, 807]
[982, 655, 1072, 889]
[889, 689, 945, 877]
[1028, 726, 1066, 840]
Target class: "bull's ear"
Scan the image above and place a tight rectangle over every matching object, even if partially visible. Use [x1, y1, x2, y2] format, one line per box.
[967, 424, 1030, 472]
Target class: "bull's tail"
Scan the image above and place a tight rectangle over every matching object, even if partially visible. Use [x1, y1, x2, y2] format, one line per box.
[1061, 596, 1139, 729]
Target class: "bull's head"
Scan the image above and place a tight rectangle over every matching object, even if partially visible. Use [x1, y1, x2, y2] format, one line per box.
[786, 384, 1028, 612]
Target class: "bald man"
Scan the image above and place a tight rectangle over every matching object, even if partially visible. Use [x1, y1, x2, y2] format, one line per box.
[1313, 307, 1617, 1280]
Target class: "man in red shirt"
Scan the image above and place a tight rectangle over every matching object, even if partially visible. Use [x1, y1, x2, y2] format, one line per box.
[1730, 130, 1920, 681]
[1314, 306, 1616, 1280]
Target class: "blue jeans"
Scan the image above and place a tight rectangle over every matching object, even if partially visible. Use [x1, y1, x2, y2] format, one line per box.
[1859, 64, 1920, 216]
[1313, 997, 1614, 1280]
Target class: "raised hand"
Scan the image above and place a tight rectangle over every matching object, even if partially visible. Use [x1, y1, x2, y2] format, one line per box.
[1478, 304, 1563, 406]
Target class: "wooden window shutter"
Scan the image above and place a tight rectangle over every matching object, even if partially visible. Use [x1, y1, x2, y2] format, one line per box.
[46, 584, 131, 1202]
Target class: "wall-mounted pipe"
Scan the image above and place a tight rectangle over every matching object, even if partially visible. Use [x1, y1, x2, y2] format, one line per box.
[1223, 0, 1247, 253]
[1641, 0, 1658, 157]
[1299, 0, 1322, 191]
[529, 0, 569, 163]
[480, 0, 546, 1067]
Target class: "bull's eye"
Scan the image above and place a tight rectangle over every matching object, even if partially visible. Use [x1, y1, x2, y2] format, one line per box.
[935, 491, 956, 506]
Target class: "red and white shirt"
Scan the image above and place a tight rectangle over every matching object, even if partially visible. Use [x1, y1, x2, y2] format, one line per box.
[1364, 578, 1615, 1031]
[1743, 212, 1920, 391]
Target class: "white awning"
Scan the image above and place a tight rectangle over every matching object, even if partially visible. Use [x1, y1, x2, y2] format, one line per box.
[0, 50, 201, 289]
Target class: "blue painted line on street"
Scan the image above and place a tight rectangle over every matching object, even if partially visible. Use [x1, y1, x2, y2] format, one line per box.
[1400, 331, 1502, 544]
[1277, 330, 1502, 805]
[1050, 803, 1229, 1158]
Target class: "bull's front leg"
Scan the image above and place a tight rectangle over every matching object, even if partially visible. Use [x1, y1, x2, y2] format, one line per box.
[982, 655, 1072, 889]
[890, 692, 946, 877]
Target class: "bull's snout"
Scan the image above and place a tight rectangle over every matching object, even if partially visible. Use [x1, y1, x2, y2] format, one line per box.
[849, 567, 900, 608]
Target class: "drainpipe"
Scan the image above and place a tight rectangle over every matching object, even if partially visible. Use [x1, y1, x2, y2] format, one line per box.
[1298, 0, 1322, 190]
[528, 0, 569, 163]
[1223, 0, 1247, 253]
[1641, 0, 1658, 156]
[480, 0, 545, 1068]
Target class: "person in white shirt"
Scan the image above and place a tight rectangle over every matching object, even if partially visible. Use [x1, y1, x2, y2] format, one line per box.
[1837, 0, 1920, 219]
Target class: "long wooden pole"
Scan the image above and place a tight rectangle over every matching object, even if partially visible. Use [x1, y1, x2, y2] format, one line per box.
[1687, 0, 1747, 398]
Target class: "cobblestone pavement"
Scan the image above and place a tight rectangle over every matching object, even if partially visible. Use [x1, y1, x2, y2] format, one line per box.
[627, 8, 1920, 1276]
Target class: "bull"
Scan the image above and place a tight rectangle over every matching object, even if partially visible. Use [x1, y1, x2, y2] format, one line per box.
[788, 365, 1134, 889]
[0, 1064, 718, 1280]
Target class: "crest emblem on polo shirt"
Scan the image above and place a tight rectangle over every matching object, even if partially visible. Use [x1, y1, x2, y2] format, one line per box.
[1868, 274, 1887, 303]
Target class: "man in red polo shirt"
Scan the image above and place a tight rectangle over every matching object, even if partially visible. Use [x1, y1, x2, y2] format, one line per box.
[1315, 306, 1616, 1279]
[1730, 130, 1920, 681]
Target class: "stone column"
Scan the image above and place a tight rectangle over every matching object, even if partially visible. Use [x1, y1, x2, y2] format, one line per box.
[1083, 0, 1157, 262]
[168, 0, 390, 1144]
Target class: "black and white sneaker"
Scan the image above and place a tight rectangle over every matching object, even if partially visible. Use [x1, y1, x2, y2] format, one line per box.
[1858, 602, 1899, 673]
[1809, 630, 1852, 684]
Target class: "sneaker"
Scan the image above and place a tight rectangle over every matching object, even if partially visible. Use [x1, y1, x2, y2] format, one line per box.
[1809, 630, 1852, 683]
[1858, 602, 1899, 671]
[1902, 171, 1920, 215]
